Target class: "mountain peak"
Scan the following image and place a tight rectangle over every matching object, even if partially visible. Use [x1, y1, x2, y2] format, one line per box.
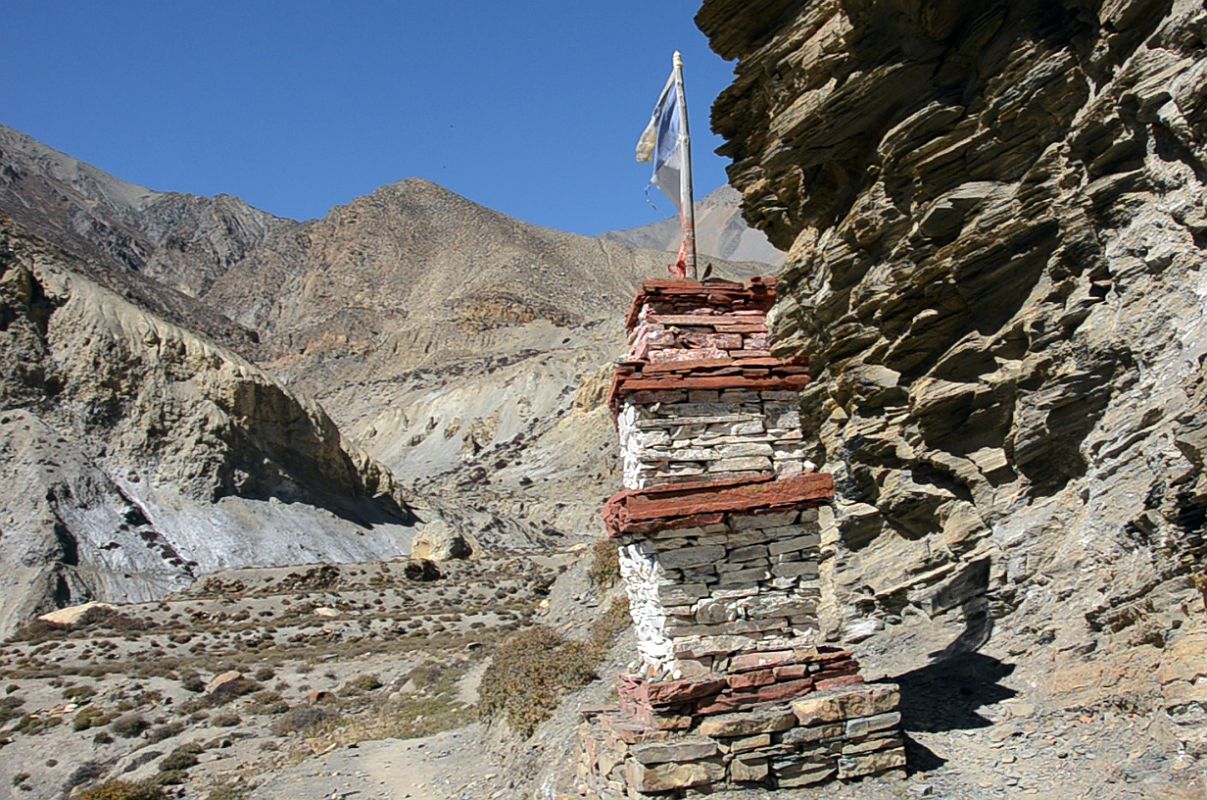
[602, 184, 783, 266]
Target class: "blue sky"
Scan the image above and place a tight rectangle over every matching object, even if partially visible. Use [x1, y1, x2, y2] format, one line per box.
[1, 2, 739, 235]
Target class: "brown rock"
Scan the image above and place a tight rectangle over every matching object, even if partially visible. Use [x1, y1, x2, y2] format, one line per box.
[630, 738, 719, 766]
[838, 747, 907, 779]
[792, 684, 900, 726]
[697, 708, 797, 737]
[730, 755, 769, 783]
[624, 757, 725, 792]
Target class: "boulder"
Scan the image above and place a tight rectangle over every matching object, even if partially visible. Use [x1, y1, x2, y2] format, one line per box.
[206, 671, 245, 695]
[36, 601, 115, 627]
[409, 519, 472, 561]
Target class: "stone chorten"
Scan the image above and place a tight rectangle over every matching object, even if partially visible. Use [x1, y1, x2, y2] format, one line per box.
[577, 278, 906, 796]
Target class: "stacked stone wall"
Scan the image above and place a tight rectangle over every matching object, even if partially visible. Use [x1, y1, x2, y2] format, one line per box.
[579, 675, 906, 796]
[617, 506, 821, 676]
[618, 389, 808, 489]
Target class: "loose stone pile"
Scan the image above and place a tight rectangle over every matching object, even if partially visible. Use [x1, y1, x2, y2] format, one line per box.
[577, 278, 905, 797]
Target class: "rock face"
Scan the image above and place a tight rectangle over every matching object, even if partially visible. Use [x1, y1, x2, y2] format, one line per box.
[699, 0, 1206, 762]
[0, 217, 418, 637]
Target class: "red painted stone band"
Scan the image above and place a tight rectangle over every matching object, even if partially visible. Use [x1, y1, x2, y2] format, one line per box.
[604, 472, 835, 537]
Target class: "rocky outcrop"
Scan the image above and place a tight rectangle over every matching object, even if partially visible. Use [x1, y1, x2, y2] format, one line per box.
[700, 0, 1206, 762]
[0, 217, 418, 636]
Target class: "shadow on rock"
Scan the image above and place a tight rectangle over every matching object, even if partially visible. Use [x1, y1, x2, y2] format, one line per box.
[895, 650, 1016, 735]
[903, 732, 947, 774]
[898, 578, 1016, 735]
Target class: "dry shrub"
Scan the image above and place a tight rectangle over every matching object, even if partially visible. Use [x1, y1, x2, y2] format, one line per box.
[587, 539, 619, 589]
[73, 706, 114, 731]
[341, 674, 383, 695]
[206, 782, 253, 800]
[76, 607, 151, 633]
[479, 626, 597, 737]
[210, 711, 241, 727]
[14, 713, 61, 735]
[9, 607, 149, 644]
[110, 712, 148, 738]
[246, 690, 289, 715]
[75, 780, 166, 800]
[271, 706, 338, 736]
[0, 696, 25, 724]
[65, 761, 105, 791]
[179, 672, 206, 693]
[63, 684, 97, 701]
[206, 676, 261, 706]
[158, 746, 200, 771]
[590, 597, 631, 644]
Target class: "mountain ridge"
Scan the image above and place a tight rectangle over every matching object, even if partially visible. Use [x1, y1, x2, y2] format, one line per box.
[0, 124, 769, 633]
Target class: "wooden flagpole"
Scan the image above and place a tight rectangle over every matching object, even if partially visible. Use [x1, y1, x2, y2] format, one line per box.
[673, 51, 697, 281]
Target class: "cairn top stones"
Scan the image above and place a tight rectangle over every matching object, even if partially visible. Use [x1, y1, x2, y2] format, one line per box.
[609, 278, 811, 416]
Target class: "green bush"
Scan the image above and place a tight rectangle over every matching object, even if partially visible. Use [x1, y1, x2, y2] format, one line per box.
[73, 706, 115, 731]
[75, 780, 167, 800]
[479, 626, 598, 737]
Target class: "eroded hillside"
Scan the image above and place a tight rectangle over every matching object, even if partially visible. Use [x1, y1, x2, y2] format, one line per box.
[0, 218, 419, 637]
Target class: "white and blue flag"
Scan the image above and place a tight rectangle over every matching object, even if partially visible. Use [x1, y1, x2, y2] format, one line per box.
[636, 71, 684, 211]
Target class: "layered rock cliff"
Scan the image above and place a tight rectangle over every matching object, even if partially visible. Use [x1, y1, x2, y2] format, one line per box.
[0, 216, 418, 637]
[699, 0, 1206, 772]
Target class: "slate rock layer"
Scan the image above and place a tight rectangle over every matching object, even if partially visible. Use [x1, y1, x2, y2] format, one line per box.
[697, 0, 1207, 761]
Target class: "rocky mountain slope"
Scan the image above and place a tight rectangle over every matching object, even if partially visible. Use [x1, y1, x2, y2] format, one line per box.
[697, 0, 1206, 786]
[602, 184, 784, 266]
[0, 126, 766, 635]
[194, 178, 769, 550]
[0, 124, 288, 299]
[0, 217, 419, 638]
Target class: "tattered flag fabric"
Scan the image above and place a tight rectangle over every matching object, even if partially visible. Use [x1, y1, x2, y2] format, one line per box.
[636, 71, 683, 212]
